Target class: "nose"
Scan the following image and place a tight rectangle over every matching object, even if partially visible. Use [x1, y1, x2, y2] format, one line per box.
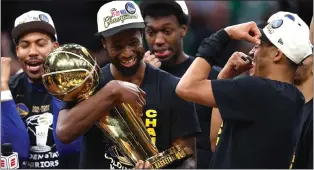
[154, 32, 165, 46]
[29, 44, 39, 57]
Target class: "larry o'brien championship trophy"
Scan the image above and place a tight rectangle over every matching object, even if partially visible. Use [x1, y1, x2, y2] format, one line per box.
[42, 44, 192, 169]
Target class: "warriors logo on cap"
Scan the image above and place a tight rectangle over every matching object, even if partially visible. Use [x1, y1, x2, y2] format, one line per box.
[39, 14, 49, 23]
[125, 2, 136, 14]
[272, 19, 283, 29]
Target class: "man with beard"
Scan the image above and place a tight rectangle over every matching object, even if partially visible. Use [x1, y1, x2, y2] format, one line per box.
[139, 1, 221, 168]
[292, 16, 313, 169]
[56, 1, 200, 169]
[175, 12, 312, 168]
[1, 10, 82, 169]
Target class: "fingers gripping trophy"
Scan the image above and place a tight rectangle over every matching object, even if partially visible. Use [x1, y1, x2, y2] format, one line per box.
[42, 44, 192, 169]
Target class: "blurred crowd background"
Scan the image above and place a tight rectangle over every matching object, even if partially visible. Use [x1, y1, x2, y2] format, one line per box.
[2, 0, 313, 75]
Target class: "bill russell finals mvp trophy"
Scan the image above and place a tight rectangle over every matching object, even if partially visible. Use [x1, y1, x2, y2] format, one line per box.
[41, 44, 192, 169]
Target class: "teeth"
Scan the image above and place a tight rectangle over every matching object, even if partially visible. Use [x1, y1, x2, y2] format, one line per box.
[121, 57, 135, 64]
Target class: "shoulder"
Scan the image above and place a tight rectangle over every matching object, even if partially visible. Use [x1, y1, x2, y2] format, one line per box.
[96, 63, 112, 90]
[9, 72, 26, 90]
[147, 64, 180, 89]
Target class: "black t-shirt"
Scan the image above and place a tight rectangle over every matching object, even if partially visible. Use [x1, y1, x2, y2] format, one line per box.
[9, 73, 60, 169]
[161, 56, 221, 168]
[62, 64, 201, 169]
[292, 99, 313, 169]
[210, 76, 305, 169]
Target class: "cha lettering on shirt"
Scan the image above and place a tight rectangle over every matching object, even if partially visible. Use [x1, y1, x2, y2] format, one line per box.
[145, 109, 157, 145]
[216, 122, 223, 145]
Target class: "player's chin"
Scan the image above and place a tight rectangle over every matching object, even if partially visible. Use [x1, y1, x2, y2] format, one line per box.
[26, 71, 44, 82]
[156, 54, 173, 62]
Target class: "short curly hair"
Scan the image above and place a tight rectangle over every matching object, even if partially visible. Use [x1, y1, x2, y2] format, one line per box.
[140, 1, 190, 26]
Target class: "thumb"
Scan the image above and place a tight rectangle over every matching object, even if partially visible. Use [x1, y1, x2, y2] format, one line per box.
[144, 51, 151, 58]
[244, 33, 260, 45]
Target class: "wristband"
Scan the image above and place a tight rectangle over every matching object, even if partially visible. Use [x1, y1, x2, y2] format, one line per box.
[196, 29, 231, 66]
[1, 90, 13, 102]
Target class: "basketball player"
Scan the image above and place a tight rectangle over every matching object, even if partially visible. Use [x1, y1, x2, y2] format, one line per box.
[1, 10, 81, 169]
[139, 1, 221, 168]
[56, 1, 200, 169]
[175, 12, 312, 168]
[292, 16, 313, 169]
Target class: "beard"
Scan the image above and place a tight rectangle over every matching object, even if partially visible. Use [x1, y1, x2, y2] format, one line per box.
[111, 50, 144, 77]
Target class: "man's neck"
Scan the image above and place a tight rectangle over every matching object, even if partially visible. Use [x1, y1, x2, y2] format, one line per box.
[296, 76, 313, 103]
[256, 66, 294, 84]
[27, 78, 42, 85]
[175, 51, 189, 65]
[110, 61, 146, 86]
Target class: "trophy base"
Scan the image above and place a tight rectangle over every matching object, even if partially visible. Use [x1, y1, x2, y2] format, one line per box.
[147, 145, 193, 169]
[30, 145, 51, 153]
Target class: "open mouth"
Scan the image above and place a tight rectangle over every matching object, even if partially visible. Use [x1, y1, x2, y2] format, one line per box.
[154, 50, 171, 58]
[25, 60, 43, 73]
[120, 56, 137, 67]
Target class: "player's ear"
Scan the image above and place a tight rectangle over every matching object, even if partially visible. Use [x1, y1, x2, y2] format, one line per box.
[273, 49, 284, 63]
[53, 42, 60, 49]
[101, 38, 106, 49]
[180, 24, 187, 37]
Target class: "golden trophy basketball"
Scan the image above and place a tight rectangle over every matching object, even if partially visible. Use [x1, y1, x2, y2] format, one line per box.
[42, 43, 193, 169]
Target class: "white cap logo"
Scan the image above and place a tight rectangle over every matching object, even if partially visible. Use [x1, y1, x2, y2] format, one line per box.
[125, 2, 136, 14]
[262, 12, 312, 64]
[97, 1, 145, 37]
[39, 14, 49, 23]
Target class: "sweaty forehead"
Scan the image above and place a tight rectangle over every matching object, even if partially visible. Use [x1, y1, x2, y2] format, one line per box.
[145, 15, 179, 27]
[19, 32, 51, 43]
[106, 29, 142, 43]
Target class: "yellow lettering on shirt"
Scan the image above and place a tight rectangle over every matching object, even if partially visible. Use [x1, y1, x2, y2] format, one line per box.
[145, 109, 157, 145]
[216, 122, 224, 145]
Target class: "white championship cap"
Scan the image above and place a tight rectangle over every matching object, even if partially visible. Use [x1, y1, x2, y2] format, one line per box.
[96, 1, 145, 38]
[11, 10, 57, 42]
[140, 0, 189, 16]
[260, 11, 312, 64]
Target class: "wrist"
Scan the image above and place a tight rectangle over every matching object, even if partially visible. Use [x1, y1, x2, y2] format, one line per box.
[217, 73, 228, 80]
[103, 80, 120, 103]
[1, 82, 9, 91]
[1, 90, 13, 102]
[224, 26, 233, 39]
[196, 29, 231, 66]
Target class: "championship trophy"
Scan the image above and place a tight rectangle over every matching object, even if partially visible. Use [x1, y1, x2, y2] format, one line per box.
[42, 44, 193, 169]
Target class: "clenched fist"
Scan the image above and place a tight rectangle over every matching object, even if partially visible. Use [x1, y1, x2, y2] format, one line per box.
[218, 52, 253, 79]
[1, 57, 11, 91]
[143, 51, 161, 68]
[224, 21, 261, 45]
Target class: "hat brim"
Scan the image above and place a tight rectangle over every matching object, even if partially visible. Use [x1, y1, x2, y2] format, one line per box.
[257, 23, 272, 45]
[11, 21, 56, 40]
[96, 22, 145, 38]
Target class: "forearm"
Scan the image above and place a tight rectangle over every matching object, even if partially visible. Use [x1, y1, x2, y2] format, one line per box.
[56, 84, 117, 144]
[177, 57, 212, 92]
[1, 82, 9, 91]
[1, 99, 30, 161]
[176, 29, 231, 106]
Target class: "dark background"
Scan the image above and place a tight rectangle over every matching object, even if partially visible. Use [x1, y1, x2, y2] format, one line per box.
[1, 0, 313, 73]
